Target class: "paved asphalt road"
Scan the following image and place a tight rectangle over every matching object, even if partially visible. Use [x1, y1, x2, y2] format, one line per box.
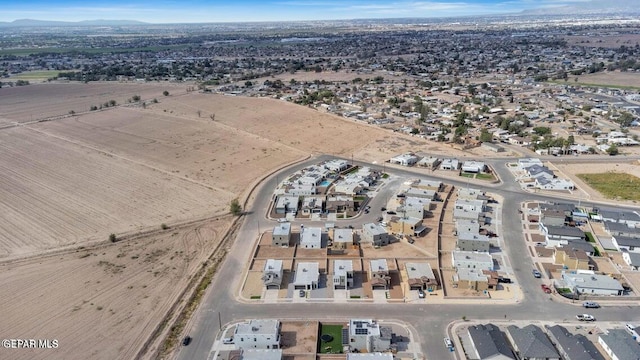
[178, 154, 640, 360]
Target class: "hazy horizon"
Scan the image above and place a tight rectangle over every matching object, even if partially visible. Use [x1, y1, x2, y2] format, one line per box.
[0, 0, 619, 24]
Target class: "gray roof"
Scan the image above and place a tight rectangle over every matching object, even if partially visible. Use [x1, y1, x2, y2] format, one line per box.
[545, 225, 585, 238]
[545, 325, 604, 360]
[605, 221, 640, 236]
[624, 251, 640, 266]
[599, 329, 640, 360]
[541, 202, 575, 213]
[615, 235, 640, 247]
[507, 325, 560, 359]
[600, 210, 640, 222]
[526, 164, 554, 176]
[468, 324, 515, 360]
[565, 239, 596, 253]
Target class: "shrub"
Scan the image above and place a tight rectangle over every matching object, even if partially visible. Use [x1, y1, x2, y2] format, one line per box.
[230, 198, 242, 216]
[109, 233, 117, 243]
[163, 90, 169, 96]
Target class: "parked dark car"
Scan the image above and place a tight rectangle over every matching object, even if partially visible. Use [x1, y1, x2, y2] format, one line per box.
[497, 277, 512, 284]
[182, 336, 192, 346]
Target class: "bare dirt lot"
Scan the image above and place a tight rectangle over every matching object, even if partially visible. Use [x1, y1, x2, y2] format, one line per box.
[0, 218, 230, 360]
[0, 82, 187, 126]
[2, 84, 426, 258]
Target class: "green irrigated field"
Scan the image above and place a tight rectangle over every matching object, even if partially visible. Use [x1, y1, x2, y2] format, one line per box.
[8, 70, 61, 80]
[577, 172, 640, 201]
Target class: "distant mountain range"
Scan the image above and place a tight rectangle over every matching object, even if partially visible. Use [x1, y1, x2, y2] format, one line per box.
[0, 19, 148, 27]
[2, 1, 640, 27]
[523, 0, 640, 16]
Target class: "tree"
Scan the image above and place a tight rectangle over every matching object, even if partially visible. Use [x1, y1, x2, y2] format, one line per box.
[109, 233, 117, 242]
[606, 143, 619, 156]
[131, 95, 141, 102]
[230, 198, 242, 216]
[480, 128, 493, 142]
[210, 114, 216, 121]
[163, 90, 169, 96]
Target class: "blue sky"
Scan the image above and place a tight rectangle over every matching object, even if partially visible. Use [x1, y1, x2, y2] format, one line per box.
[1, 0, 594, 23]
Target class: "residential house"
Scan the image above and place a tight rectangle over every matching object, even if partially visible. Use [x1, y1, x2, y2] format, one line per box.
[370, 259, 391, 290]
[553, 246, 592, 271]
[612, 235, 640, 254]
[455, 219, 481, 235]
[300, 226, 322, 249]
[455, 199, 486, 213]
[348, 319, 393, 353]
[605, 221, 640, 239]
[622, 249, 640, 270]
[508, 136, 530, 146]
[467, 324, 516, 360]
[324, 159, 350, 172]
[461, 161, 487, 173]
[300, 196, 323, 216]
[540, 203, 575, 217]
[389, 217, 427, 236]
[274, 196, 299, 215]
[440, 158, 460, 171]
[347, 354, 393, 360]
[330, 228, 353, 252]
[482, 142, 506, 153]
[389, 153, 419, 166]
[293, 262, 319, 290]
[452, 251, 493, 271]
[525, 164, 554, 178]
[283, 183, 316, 196]
[362, 223, 391, 247]
[333, 260, 354, 290]
[600, 210, 640, 227]
[517, 158, 543, 170]
[417, 156, 441, 169]
[545, 325, 604, 360]
[458, 187, 488, 201]
[326, 195, 355, 213]
[505, 325, 560, 360]
[404, 188, 438, 200]
[234, 319, 281, 350]
[541, 209, 567, 227]
[535, 177, 575, 191]
[228, 349, 283, 360]
[453, 208, 485, 223]
[262, 259, 284, 290]
[411, 179, 443, 191]
[539, 223, 586, 247]
[453, 268, 493, 291]
[333, 180, 365, 195]
[405, 262, 438, 291]
[399, 196, 431, 219]
[561, 271, 624, 296]
[598, 329, 640, 360]
[457, 232, 491, 252]
[564, 239, 596, 256]
[272, 223, 291, 247]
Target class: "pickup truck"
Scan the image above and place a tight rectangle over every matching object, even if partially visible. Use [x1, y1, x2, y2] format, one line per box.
[576, 314, 596, 321]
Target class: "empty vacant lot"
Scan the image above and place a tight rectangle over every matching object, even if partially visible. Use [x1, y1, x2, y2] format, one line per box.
[0, 218, 230, 360]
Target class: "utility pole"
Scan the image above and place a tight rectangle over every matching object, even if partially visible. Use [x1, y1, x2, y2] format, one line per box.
[218, 312, 222, 331]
